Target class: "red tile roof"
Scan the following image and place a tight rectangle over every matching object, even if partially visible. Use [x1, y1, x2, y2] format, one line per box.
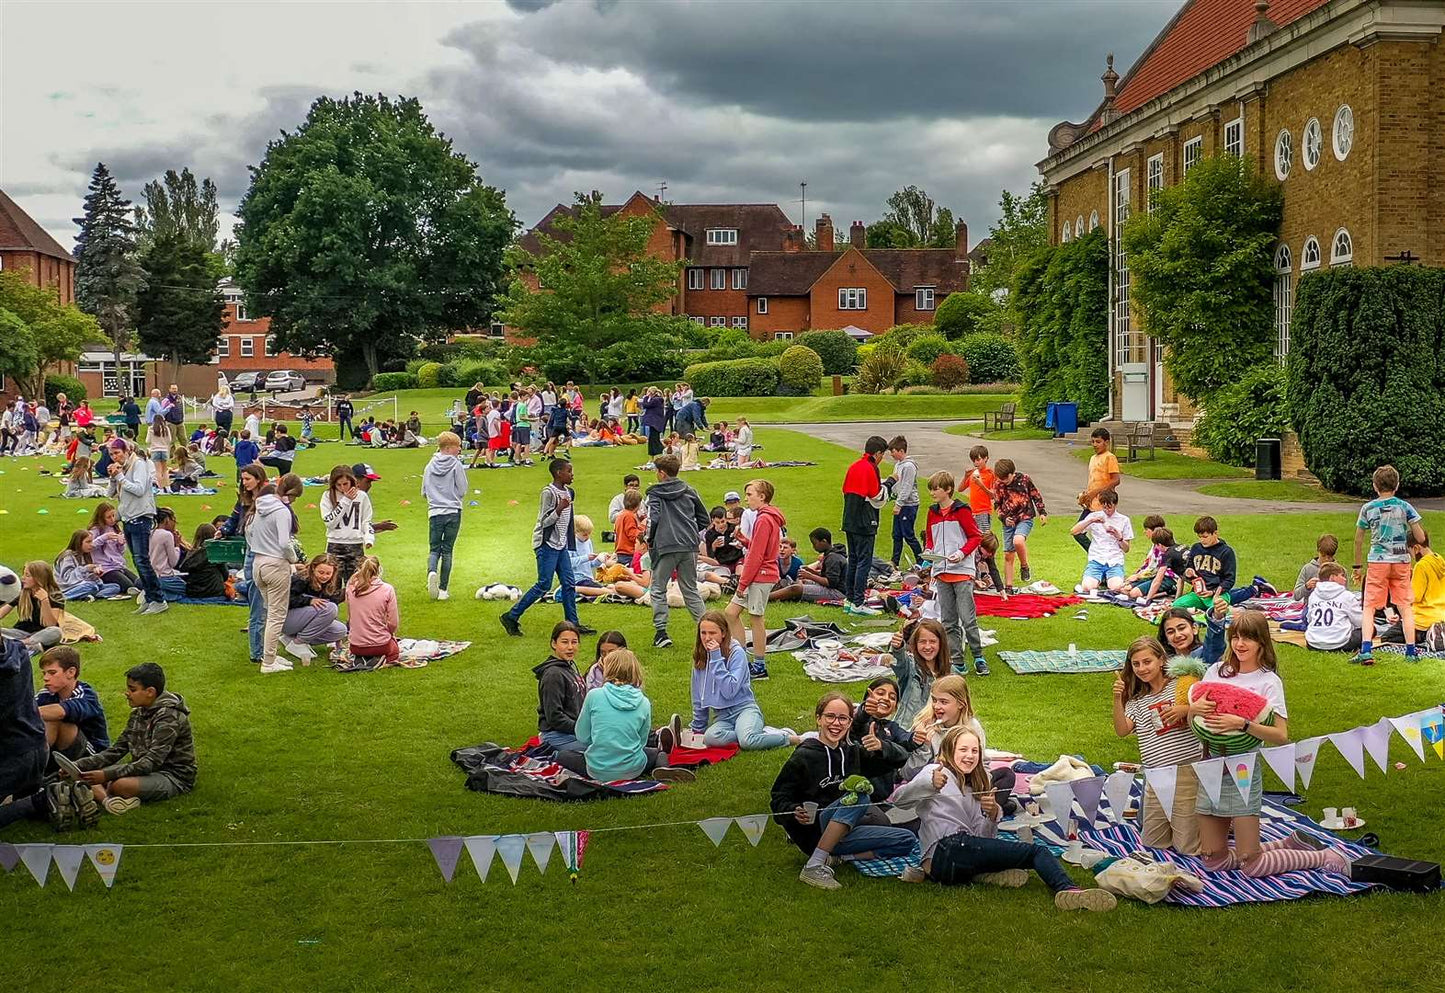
[515, 197, 792, 264]
[746, 248, 966, 297]
[0, 189, 74, 261]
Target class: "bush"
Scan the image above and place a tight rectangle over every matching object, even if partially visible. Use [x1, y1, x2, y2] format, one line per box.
[1288, 266, 1445, 495]
[416, 362, 445, 389]
[933, 291, 996, 340]
[404, 357, 429, 376]
[956, 332, 1020, 384]
[871, 323, 935, 356]
[777, 345, 824, 395]
[797, 330, 859, 375]
[897, 361, 932, 389]
[900, 385, 946, 395]
[447, 359, 508, 389]
[853, 349, 909, 394]
[906, 334, 951, 366]
[1192, 365, 1288, 467]
[855, 343, 876, 364]
[1013, 229, 1110, 427]
[683, 357, 780, 397]
[371, 372, 417, 392]
[932, 353, 970, 389]
[44, 374, 87, 408]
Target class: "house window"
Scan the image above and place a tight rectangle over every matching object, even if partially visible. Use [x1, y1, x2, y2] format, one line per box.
[1183, 136, 1203, 174]
[915, 286, 936, 310]
[687, 268, 704, 290]
[1301, 236, 1321, 271]
[1303, 118, 1322, 171]
[1224, 116, 1243, 158]
[1076, 214, 1085, 236]
[1088, 210, 1099, 231]
[838, 287, 867, 310]
[1331, 228, 1353, 266]
[235, 300, 249, 322]
[1146, 153, 1164, 211]
[757, 297, 768, 314]
[732, 268, 748, 290]
[240, 338, 255, 357]
[217, 337, 230, 358]
[489, 322, 506, 339]
[1274, 245, 1293, 359]
[732, 316, 749, 329]
[710, 316, 726, 327]
[1274, 129, 1293, 180]
[1333, 105, 1354, 160]
[1113, 168, 1133, 369]
[690, 316, 705, 325]
[710, 268, 726, 290]
[774, 331, 794, 341]
[264, 335, 277, 357]
[1061, 222, 1072, 243]
[705, 229, 738, 245]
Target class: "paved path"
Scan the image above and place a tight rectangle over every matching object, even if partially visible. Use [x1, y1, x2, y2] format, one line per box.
[777, 420, 1366, 516]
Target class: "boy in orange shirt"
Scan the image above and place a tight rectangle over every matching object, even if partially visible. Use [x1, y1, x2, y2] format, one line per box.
[965, 445, 1005, 594]
[615, 490, 644, 558]
[1075, 427, 1121, 551]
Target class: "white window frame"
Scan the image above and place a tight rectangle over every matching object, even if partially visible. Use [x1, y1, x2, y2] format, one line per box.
[914, 286, 936, 310]
[1146, 153, 1164, 211]
[838, 287, 867, 310]
[1274, 129, 1293, 181]
[731, 268, 747, 290]
[705, 229, 738, 245]
[1061, 222, 1072, 243]
[489, 322, 506, 339]
[1224, 116, 1243, 158]
[1113, 168, 1133, 370]
[1274, 245, 1293, 360]
[240, 337, 255, 358]
[1076, 214, 1085, 236]
[774, 331, 794, 341]
[709, 316, 726, 328]
[1303, 118, 1322, 171]
[235, 300, 249, 322]
[1301, 236, 1321, 271]
[217, 336, 230, 358]
[1331, 228, 1353, 266]
[690, 316, 705, 325]
[709, 268, 726, 290]
[1183, 136, 1203, 175]
[757, 297, 768, 315]
[687, 268, 704, 290]
[264, 335, 278, 357]
[1088, 210, 1099, 231]
[1333, 105, 1354, 161]
[731, 316, 749, 329]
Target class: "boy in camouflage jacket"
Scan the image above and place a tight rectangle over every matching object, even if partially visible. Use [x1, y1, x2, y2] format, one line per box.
[72, 662, 196, 815]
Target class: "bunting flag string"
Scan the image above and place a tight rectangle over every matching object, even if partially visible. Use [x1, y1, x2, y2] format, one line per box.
[1103, 771, 1134, 825]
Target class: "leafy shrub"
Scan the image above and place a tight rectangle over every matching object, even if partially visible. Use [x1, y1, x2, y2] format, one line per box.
[955, 332, 1020, 384]
[404, 357, 429, 376]
[906, 334, 951, 366]
[778, 345, 824, 395]
[853, 349, 909, 394]
[871, 323, 934, 356]
[371, 372, 417, 392]
[416, 362, 445, 389]
[1013, 229, 1109, 427]
[797, 330, 859, 375]
[1192, 365, 1288, 467]
[683, 357, 780, 397]
[44, 374, 87, 408]
[932, 353, 970, 389]
[933, 291, 996, 340]
[897, 361, 932, 389]
[900, 385, 945, 395]
[447, 359, 508, 388]
[856, 343, 876, 364]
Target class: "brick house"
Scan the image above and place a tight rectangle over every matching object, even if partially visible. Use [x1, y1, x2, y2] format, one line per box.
[1037, 0, 1445, 423]
[0, 190, 77, 404]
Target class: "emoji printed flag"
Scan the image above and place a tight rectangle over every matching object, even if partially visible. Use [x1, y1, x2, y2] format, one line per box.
[1388, 711, 1428, 761]
[85, 844, 123, 888]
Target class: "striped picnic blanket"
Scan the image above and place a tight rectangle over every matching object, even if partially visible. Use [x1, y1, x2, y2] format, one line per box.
[1000, 650, 1127, 674]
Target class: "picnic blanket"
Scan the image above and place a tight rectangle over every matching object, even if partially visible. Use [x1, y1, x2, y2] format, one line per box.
[1236, 593, 1304, 622]
[763, 616, 850, 654]
[798, 651, 896, 683]
[633, 460, 816, 472]
[174, 595, 246, 607]
[974, 592, 1084, 619]
[333, 639, 471, 672]
[450, 737, 738, 801]
[999, 649, 1127, 674]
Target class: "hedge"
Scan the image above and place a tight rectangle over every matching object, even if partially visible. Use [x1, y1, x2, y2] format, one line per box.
[932, 353, 970, 389]
[1288, 266, 1445, 495]
[372, 372, 417, 392]
[44, 374, 87, 408]
[777, 345, 823, 395]
[905, 334, 950, 366]
[1192, 365, 1287, 467]
[1013, 228, 1109, 427]
[797, 329, 858, 375]
[683, 357, 780, 397]
[956, 331, 1020, 385]
[416, 362, 445, 389]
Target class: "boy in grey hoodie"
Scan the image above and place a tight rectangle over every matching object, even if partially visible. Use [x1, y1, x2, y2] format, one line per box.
[644, 453, 711, 648]
[423, 431, 469, 600]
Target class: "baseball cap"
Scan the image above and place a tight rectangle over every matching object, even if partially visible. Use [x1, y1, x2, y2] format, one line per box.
[724, 490, 741, 502]
[352, 463, 381, 481]
[0, 565, 20, 605]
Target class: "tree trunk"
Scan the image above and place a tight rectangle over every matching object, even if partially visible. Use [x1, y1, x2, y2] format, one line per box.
[362, 341, 379, 382]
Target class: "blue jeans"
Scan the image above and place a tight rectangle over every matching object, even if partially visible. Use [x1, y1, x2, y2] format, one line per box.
[508, 543, 579, 624]
[701, 702, 789, 750]
[927, 832, 1075, 892]
[891, 505, 922, 566]
[844, 530, 875, 606]
[123, 516, 163, 605]
[427, 512, 461, 589]
[817, 798, 917, 858]
[158, 575, 187, 600]
[540, 729, 583, 753]
[61, 579, 122, 600]
[244, 552, 265, 660]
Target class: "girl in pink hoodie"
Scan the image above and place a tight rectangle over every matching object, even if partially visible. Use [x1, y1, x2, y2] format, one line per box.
[346, 555, 399, 665]
[726, 479, 784, 680]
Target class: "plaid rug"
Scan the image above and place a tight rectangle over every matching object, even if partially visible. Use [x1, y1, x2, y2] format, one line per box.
[1000, 649, 1127, 674]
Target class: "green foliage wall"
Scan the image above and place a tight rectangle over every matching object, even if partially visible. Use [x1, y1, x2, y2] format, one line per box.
[1012, 228, 1109, 426]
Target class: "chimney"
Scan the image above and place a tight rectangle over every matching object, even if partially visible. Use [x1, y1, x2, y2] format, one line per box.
[815, 213, 834, 252]
[955, 219, 969, 261]
[849, 220, 866, 247]
[1248, 1, 1277, 43]
[1100, 53, 1120, 126]
[783, 226, 805, 253]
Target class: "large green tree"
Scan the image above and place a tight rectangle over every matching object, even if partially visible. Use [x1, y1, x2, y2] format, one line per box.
[970, 181, 1049, 299]
[0, 269, 105, 398]
[234, 93, 516, 379]
[868, 186, 956, 248]
[72, 162, 146, 365]
[135, 167, 227, 277]
[134, 168, 226, 368]
[1122, 155, 1282, 402]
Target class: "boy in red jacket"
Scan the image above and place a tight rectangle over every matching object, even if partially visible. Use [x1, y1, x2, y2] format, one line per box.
[925, 470, 992, 676]
[727, 479, 784, 680]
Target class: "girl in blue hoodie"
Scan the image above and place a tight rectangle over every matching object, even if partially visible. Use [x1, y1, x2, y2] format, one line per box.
[561, 650, 693, 783]
[690, 611, 800, 750]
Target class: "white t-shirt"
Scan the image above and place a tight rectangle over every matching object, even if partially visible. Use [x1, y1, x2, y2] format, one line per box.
[739, 507, 757, 539]
[1083, 509, 1134, 566]
[1202, 662, 1288, 718]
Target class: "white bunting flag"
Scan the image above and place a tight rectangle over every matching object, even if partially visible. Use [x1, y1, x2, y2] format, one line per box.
[1329, 729, 1367, 778]
[698, 817, 733, 846]
[52, 845, 86, 891]
[525, 832, 556, 875]
[1260, 743, 1296, 791]
[1294, 736, 1325, 789]
[1360, 718, 1393, 774]
[1043, 782, 1076, 833]
[464, 836, 497, 882]
[734, 814, 769, 847]
[495, 835, 527, 884]
[1389, 711, 1429, 761]
[1071, 776, 1106, 827]
[84, 845, 122, 889]
[1142, 766, 1178, 823]
[1103, 771, 1135, 824]
[1193, 757, 1226, 806]
[1227, 751, 1257, 803]
[16, 844, 51, 887]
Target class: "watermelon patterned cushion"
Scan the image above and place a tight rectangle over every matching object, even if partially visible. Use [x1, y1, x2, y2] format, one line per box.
[1188, 680, 1273, 752]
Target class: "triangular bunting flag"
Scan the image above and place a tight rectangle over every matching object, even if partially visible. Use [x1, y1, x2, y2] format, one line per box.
[84, 845, 122, 889]
[1193, 757, 1226, 806]
[1143, 766, 1178, 823]
[1228, 752, 1257, 803]
[1329, 729, 1367, 778]
[1043, 781, 1076, 834]
[734, 814, 769, 847]
[1423, 709, 1445, 759]
[1260, 743, 1296, 791]
[1070, 776, 1105, 827]
[426, 836, 464, 883]
[1103, 771, 1135, 824]
[464, 836, 497, 882]
[16, 844, 51, 887]
[0, 842, 17, 873]
[556, 831, 589, 883]
[526, 832, 555, 875]
[698, 817, 732, 846]
[1360, 719, 1393, 774]
[1295, 736, 1324, 789]
[1388, 711, 1428, 761]
[496, 834, 527, 884]
[52, 845, 86, 891]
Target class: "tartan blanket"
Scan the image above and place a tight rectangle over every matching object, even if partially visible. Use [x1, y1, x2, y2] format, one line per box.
[450, 737, 738, 802]
[1000, 649, 1127, 674]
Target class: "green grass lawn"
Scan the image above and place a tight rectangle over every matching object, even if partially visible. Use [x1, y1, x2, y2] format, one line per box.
[1197, 480, 1355, 503]
[1071, 446, 1252, 480]
[2, 429, 1442, 992]
[945, 424, 1056, 441]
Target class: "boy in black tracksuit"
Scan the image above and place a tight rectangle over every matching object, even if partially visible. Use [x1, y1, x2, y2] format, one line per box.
[840, 436, 891, 613]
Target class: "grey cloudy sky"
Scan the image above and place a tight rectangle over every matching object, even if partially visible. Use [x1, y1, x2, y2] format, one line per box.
[2, 0, 1175, 250]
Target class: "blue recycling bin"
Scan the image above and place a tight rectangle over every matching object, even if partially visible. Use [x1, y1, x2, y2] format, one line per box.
[1053, 402, 1078, 437]
[1045, 402, 1058, 431]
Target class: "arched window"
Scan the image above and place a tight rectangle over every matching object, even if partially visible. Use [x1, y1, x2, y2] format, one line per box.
[1061, 221, 1072, 243]
[1333, 105, 1354, 161]
[1303, 118, 1322, 171]
[1274, 129, 1293, 180]
[1088, 210, 1099, 231]
[1331, 228, 1353, 266]
[1301, 236, 1321, 271]
[1075, 215, 1084, 236]
[1274, 245, 1293, 359]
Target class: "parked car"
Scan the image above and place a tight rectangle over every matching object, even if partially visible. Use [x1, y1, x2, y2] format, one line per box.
[230, 371, 264, 394]
[264, 370, 306, 392]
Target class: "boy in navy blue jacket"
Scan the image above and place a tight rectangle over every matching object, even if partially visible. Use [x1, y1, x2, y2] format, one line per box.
[35, 646, 110, 760]
[232, 429, 260, 478]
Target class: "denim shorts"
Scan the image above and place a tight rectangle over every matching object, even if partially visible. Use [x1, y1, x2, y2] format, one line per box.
[1083, 560, 1124, 584]
[1002, 518, 1034, 551]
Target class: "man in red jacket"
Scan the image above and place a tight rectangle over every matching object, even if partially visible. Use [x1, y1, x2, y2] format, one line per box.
[727, 479, 784, 680]
[841, 436, 891, 615]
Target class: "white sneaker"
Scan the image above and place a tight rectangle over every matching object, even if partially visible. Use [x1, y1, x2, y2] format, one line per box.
[437, 589, 450, 601]
[143, 600, 170, 615]
[259, 660, 293, 674]
[799, 863, 842, 890]
[427, 571, 440, 599]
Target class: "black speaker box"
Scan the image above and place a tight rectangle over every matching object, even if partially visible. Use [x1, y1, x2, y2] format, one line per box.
[1349, 854, 1441, 892]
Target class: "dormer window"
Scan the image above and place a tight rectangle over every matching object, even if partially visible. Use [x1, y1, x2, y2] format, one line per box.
[705, 229, 738, 245]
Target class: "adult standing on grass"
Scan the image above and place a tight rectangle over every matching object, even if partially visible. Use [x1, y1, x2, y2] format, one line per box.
[335, 394, 355, 441]
[210, 382, 235, 434]
[105, 440, 167, 615]
[246, 477, 302, 674]
[501, 459, 595, 638]
[121, 393, 142, 440]
[641, 386, 666, 457]
[644, 453, 710, 648]
[1074, 427, 1120, 552]
[840, 435, 891, 616]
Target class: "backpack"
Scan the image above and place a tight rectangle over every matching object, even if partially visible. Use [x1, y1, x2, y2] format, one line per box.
[164, 400, 185, 425]
[44, 776, 101, 832]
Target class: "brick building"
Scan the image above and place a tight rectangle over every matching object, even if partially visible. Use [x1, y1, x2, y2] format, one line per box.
[1037, 0, 1445, 422]
[0, 190, 77, 404]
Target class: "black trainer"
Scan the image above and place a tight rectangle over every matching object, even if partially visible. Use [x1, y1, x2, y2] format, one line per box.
[500, 614, 523, 637]
[653, 630, 673, 649]
[575, 623, 597, 635]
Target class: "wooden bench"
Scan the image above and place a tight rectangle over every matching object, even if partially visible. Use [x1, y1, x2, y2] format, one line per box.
[1120, 421, 1156, 463]
[984, 401, 1017, 432]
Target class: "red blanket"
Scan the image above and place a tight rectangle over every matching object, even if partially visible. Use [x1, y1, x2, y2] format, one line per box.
[667, 743, 740, 767]
[973, 593, 1083, 619]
